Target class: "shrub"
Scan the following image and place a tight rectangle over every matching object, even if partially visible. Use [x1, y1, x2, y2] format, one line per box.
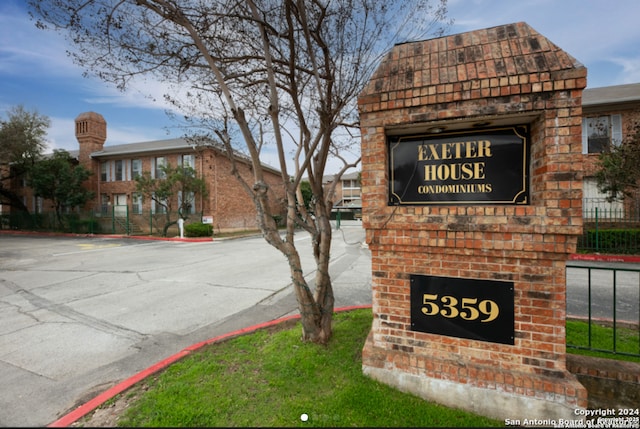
[583, 228, 640, 253]
[185, 222, 213, 237]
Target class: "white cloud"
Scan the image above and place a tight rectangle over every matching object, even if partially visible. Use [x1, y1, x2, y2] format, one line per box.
[82, 78, 182, 114]
[44, 117, 76, 152]
[0, 2, 180, 116]
[0, 6, 79, 78]
[614, 57, 640, 84]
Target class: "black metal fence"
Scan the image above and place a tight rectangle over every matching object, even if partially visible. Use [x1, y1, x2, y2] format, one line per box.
[1, 206, 207, 237]
[1, 210, 99, 234]
[578, 198, 640, 254]
[566, 262, 640, 358]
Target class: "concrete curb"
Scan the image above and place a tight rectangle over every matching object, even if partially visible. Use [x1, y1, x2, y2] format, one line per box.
[47, 305, 372, 428]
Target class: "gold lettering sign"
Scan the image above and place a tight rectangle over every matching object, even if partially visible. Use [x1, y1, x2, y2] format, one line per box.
[388, 126, 529, 205]
[410, 274, 515, 345]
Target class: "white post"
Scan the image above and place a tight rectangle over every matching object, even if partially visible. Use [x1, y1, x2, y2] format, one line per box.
[178, 218, 184, 239]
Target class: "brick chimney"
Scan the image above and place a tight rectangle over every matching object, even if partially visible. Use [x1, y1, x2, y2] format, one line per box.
[75, 112, 106, 207]
[75, 111, 106, 166]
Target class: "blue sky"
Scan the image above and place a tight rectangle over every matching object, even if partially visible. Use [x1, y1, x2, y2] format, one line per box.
[1, 0, 640, 173]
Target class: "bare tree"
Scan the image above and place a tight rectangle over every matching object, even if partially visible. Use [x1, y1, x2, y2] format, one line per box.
[29, 0, 450, 343]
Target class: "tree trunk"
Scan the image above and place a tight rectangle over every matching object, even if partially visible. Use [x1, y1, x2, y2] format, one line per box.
[163, 219, 177, 237]
[286, 240, 334, 344]
[254, 180, 334, 344]
[54, 203, 64, 230]
[310, 208, 335, 343]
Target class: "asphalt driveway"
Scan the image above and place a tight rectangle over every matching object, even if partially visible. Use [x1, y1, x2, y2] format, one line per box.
[0, 225, 372, 427]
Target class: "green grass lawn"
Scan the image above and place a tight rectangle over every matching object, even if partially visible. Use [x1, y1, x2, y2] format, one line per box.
[104, 309, 500, 427]
[566, 319, 640, 362]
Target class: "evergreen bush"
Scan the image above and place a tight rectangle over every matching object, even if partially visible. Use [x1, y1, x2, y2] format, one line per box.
[185, 222, 213, 237]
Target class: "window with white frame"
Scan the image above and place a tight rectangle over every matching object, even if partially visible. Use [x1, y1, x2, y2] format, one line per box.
[178, 191, 196, 214]
[132, 192, 143, 214]
[182, 154, 195, 170]
[100, 162, 109, 182]
[155, 157, 167, 179]
[582, 178, 624, 220]
[342, 178, 361, 202]
[114, 160, 124, 181]
[132, 159, 142, 179]
[100, 194, 109, 214]
[151, 193, 167, 214]
[582, 114, 622, 154]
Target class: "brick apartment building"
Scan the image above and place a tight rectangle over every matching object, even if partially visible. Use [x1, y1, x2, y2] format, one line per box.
[6, 111, 286, 234]
[580, 82, 640, 219]
[323, 170, 362, 218]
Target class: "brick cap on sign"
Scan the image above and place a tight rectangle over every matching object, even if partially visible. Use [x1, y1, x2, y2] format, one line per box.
[360, 21, 586, 100]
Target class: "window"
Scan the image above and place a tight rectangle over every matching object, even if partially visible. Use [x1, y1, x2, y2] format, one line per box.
[100, 194, 110, 214]
[583, 178, 624, 220]
[178, 191, 196, 214]
[114, 194, 127, 216]
[152, 193, 167, 214]
[101, 162, 109, 182]
[132, 192, 143, 214]
[182, 154, 195, 170]
[343, 179, 359, 189]
[114, 160, 124, 181]
[342, 178, 361, 201]
[582, 114, 622, 154]
[155, 157, 167, 179]
[132, 159, 142, 179]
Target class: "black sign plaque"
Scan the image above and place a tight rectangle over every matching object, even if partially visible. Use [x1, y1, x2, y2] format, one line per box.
[389, 126, 529, 205]
[410, 274, 515, 345]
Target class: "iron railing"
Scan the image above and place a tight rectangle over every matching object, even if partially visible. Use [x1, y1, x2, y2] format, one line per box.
[578, 198, 640, 254]
[566, 262, 640, 358]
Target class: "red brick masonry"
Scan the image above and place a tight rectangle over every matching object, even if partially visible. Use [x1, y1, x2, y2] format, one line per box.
[358, 22, 589, 419]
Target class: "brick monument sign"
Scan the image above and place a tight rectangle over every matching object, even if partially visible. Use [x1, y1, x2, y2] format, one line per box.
[358, 22, 588, 421]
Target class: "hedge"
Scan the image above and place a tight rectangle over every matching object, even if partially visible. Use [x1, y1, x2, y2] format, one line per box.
[581, 228, 640, 254]
[185, 222, 213, 237]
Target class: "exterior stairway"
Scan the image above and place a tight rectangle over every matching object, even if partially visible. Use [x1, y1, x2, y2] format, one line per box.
[113, 216, 144, 235]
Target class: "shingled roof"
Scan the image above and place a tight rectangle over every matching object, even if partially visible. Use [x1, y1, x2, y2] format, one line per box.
[361, 21, 585, 98]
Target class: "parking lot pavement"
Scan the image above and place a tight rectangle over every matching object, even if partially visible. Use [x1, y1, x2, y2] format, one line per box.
[0, 226, 372, 427]
[566, 260, 640, 323]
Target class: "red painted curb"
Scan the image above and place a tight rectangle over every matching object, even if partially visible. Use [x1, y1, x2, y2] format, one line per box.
[0, 230, 212, 242]
[127, 235, 213, 242]
[47, 305, 372, 427]
[569, 253, 640, 263]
